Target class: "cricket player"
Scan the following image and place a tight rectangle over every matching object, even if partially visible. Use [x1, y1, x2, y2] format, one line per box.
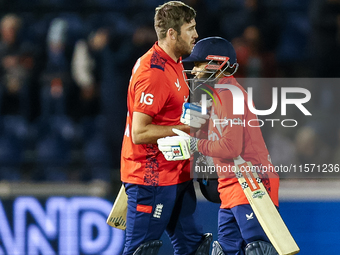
[158, 37, 280, 255]
[120, 2, 211, 254]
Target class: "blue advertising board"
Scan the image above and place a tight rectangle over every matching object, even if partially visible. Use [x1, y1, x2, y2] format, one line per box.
[0, 197, 125, 254]
[0, 197, 339, 254]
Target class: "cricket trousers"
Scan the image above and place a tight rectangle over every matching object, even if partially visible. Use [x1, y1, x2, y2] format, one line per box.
[218, 204, 271, 255]
[123, 180, 204, 255]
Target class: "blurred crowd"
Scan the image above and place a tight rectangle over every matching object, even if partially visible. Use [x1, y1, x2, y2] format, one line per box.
[0, 0, 339, 182]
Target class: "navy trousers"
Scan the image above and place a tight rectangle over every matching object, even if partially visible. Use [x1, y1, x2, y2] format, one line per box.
[123, 180, 204, 255]
[218, 204, 271, 255]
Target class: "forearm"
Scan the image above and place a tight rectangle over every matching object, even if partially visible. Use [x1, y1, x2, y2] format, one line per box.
[198, 137, 242, 159]
[132, 123, 190, 144]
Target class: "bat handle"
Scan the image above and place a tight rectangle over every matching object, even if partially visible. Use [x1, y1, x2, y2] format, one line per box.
[184, 102, 202, 112]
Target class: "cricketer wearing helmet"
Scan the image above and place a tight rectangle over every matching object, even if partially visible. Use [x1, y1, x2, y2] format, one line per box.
[158, 37, 280, 255]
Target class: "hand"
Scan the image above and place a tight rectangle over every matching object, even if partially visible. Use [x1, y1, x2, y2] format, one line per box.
[181, 103, 209, 129]
[157, 128, 199, 161]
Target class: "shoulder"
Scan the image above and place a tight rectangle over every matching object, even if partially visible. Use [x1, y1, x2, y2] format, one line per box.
[132, 62, 169, 92]
[138, 51, 172, 83]
[150, 50, 167, 71]
[137, 48, 169, 77]
[139, 46, 168, 72]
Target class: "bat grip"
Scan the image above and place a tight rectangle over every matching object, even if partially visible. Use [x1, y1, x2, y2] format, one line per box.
[184, 102, 202, 112]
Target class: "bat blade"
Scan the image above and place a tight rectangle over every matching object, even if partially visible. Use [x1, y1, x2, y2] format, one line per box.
[234, 156, 300, 255]
[106, 184, 128, 230]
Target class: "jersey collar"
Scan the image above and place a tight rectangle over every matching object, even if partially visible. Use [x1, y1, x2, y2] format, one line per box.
[154, 42, 182, 64]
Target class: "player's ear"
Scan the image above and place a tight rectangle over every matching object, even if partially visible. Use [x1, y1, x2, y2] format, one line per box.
[168, 28, 176, 40]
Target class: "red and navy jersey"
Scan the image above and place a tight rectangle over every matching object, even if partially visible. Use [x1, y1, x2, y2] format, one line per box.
[121, 42, 190, 186]
[197, 76, 279, 208]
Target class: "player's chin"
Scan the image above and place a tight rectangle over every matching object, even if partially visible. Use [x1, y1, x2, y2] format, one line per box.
[184, 45, 194, 55]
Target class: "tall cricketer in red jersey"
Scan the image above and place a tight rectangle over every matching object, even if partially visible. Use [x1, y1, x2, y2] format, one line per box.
[197, 76, 279, 209]
[121, 42, 190, 186]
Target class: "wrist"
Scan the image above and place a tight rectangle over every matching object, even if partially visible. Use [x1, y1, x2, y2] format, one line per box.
[176, 125, 190, 135]
[189, 137, 199, 153]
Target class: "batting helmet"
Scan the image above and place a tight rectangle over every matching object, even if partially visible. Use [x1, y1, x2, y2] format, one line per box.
[182, 36, 237, 66]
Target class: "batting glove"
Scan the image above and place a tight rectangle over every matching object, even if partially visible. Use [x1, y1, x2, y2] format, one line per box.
[181, 103, 209, 129]
[157, 128, 199, 161]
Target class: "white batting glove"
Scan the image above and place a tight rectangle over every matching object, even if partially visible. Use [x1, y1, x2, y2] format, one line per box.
[181, 103, 209, 129]
[157, 129, 199, 161]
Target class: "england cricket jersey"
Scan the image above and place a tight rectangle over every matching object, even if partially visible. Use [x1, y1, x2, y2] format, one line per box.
[121, 42, 190, 186]
[197, 76, 279, 208]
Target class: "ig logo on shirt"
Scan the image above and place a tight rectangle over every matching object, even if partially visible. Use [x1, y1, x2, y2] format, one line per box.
[140, 92, 154, 105]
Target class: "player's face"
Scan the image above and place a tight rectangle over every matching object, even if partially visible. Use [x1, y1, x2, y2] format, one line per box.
[175, 19, 198, 56]
[192, 62, 209, 79]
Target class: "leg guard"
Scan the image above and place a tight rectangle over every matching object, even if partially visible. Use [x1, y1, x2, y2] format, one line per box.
[132, 240, 163, 255]
[245, 241, 279, 255]
[211, 241, 225, 255]
[195, 233, 213, 255]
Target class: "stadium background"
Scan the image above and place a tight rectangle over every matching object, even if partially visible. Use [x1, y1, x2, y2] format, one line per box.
[0, 0, 339, 254]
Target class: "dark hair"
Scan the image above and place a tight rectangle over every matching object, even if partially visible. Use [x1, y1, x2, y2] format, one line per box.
[154, 1, 196, 40]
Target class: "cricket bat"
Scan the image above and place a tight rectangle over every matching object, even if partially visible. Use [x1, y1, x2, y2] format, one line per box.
[106, 184, 128, 230]
[233, 156, 300, 255]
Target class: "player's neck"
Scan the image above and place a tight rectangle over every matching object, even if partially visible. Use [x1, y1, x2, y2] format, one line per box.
[158, 40, 179, 63]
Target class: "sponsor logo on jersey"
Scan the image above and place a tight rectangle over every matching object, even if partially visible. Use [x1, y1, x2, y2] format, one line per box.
[140, 92, 154, 105]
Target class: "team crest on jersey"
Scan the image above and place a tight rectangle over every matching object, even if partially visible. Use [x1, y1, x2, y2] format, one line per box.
[153, 204, 163, 218]
[151, 51, 167, 71]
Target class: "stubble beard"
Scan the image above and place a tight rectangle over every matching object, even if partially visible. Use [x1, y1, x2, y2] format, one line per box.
[174, 35, 192, 58]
